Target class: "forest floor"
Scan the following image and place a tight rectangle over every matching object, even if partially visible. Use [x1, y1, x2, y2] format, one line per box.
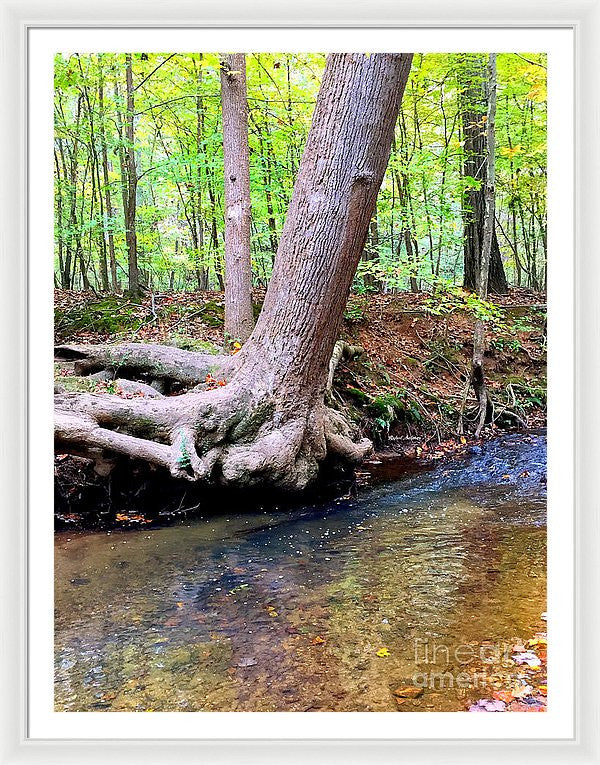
[54, 287, 546, 525]
[55, 286, 547, 441]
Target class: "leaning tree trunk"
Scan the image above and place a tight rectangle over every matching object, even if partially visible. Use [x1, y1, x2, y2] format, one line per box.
[459, 54, 508, 296]
[220, 53, 254, 342]
[55, 53, 413, 491]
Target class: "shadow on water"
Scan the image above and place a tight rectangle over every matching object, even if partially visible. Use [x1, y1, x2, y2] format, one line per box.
[54, 431, 547, 712]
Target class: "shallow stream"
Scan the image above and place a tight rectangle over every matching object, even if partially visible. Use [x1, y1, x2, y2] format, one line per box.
[55, 432, 546, 712]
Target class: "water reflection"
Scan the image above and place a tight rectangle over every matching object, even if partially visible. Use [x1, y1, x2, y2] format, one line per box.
[55, 432, 546, 711]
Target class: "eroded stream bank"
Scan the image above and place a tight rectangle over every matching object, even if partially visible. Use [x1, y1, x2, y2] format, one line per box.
[55, 431, 546, 712]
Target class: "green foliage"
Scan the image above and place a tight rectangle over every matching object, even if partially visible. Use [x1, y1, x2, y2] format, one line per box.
[342, 387, 424, 444]
[490, 336, 523, 353]
[343, 303, 367, 323]
[423, 278, 504, 326]
[54, 51, 547, 296]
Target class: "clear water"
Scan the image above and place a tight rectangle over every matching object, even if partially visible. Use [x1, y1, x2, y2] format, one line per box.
[54, 432, 546, 712]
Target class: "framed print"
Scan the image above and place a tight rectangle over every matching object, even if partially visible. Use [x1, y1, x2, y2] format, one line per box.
[1, 1, 599, 763]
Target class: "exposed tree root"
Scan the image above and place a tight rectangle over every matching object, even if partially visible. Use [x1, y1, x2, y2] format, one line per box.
[54, 352, 371, 491]
[326, 340, 363, 396]
[55, 342, 236, 388]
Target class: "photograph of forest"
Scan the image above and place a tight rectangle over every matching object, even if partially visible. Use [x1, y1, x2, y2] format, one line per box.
[54, 52, 547, 713]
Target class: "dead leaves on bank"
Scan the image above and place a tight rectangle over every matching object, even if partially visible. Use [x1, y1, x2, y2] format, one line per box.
[467, 629, 547, 713]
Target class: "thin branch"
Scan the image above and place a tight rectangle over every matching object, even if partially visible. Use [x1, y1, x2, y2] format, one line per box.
[133, 53, 177, 92]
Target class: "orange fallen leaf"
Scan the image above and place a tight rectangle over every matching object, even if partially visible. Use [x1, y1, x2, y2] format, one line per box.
[393, 686, 423, 699]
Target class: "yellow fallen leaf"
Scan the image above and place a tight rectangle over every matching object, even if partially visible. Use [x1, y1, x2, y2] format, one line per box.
[176, 602, 184, 608]
[376, 647, 390, 657]
[312, 636, 325, 645]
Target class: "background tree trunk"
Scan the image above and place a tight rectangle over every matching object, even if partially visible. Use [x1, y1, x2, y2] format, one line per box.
[194, 54, 209, 290]
[472, 53, 497, 435]
[98, 55, 119, 292]
[459, 54, 508, 295]
[124, 54, 140, 296]
[220, 53, 254, 341]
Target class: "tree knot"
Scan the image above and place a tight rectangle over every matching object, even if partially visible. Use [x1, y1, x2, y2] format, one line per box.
[351, 169, 376, 186]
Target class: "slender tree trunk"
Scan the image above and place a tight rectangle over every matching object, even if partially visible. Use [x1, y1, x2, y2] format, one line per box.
[393, 129, 419, 292]
[55, 53, 413, 491]
[220, 53, 254, 341]
[361, 216, 381, 291]
[193, 54, 209, 290]
[54, 148, 68, 289]
[459, 54, 508, 295]
[124, 54, 140, 296]
[56, 139, 73, 288]
[472, 53, 497, 436]
[206, 173, 225, 290]
[77, 56, 109, 292]
[67, 97, 84, 289]
[98, 55, 119, 292]
[250, 110, 280, 264]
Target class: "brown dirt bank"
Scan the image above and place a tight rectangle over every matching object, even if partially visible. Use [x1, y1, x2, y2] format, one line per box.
[54, 288, 546, 528]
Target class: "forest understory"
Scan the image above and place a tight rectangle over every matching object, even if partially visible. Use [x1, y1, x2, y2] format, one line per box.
[54, 287, 546, 528]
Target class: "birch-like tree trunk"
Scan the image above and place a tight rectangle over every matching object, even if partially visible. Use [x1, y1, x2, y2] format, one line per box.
[220, 53, 254, 342]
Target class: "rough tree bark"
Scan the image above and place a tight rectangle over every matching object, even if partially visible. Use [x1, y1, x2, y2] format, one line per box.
[98, 54, 119, 292]
[55, 53, 413, 491]
[472, 53, 496, 436]
[124, 54, 140, 297]
[459, 54, 508, 296]
[220, 53, 254, 342]
[193, 53, 209, 291]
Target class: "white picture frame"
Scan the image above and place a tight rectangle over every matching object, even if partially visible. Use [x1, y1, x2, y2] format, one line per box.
[1, 1, 599, 762]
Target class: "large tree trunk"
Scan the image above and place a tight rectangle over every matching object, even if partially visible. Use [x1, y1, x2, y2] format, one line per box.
[220, 53, 255, 342]
[55, 53, 413, 491]
[459, 54, 508, 296]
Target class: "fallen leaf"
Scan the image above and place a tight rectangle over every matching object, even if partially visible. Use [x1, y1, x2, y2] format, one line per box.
[511, 683, 534, 699]
[376, 647, 390, 657]
[512, 651, 541, 668]
[468, 698, 506, 712]
[393, 686, 423, 699]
